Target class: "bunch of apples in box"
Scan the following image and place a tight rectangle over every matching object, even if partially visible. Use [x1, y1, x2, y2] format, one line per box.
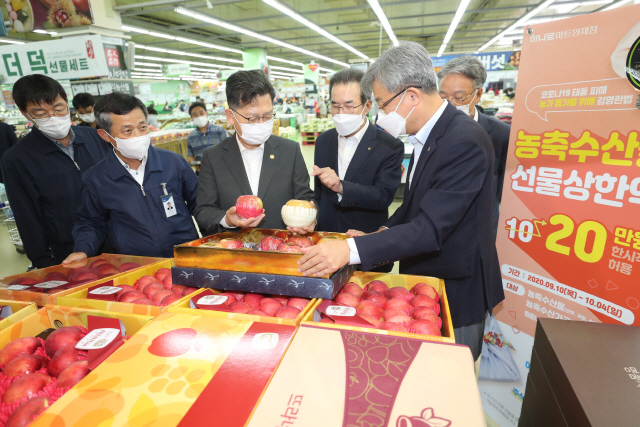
[0, 326, 93, 426]
[105, 268, 198, 307]
[196, 291, 310, 320]
[323, 280, 442, 336]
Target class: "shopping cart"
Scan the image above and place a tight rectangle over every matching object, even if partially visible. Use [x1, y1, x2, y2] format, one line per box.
[1, 203, 25, 254]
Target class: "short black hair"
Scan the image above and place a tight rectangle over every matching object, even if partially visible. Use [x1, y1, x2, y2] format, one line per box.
[94, 92, 148, 133]
[71, 93, 95, 110]
[329, 68, 368, 105]
[147, 106, 158, 115]
[226, 70, 275, 110]
[12, 74, 68, 111]
[189, 102, 207, 116]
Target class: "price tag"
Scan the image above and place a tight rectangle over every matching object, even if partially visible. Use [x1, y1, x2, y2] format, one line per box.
[326, 305, 356, 317]
[197, 295, 228, 306]
[7, 285, 31, 290]
[89, 286, 122, 295]
[75, 328, 121, 350]
[251, 333, 279, 349]
[33, 281, 68, 289]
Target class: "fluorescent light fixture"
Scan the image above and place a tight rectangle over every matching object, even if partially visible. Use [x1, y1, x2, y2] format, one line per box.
[175, 7, 349, 66]
[367, 0, 399, 47]
[134, 61, 162, 67]
[262, 0, 369, 60]
[550, 2, 579, 13]
[602, 0, 633, 9]
[148, 31, 176, 40]
[122, 25, 149, 34]
[135, 55, 239, 73]
[136, 44, 243, 67]
[319, 67, 334, 73]
[267, 56, 304, 66]
[437, 0, 471, 57]
[271, 65, 303, 73]
[0, 39, 25, 44]
[122, 25, 242, 54]
[270, 70, 301, 77]
[478, 0, 557, 52]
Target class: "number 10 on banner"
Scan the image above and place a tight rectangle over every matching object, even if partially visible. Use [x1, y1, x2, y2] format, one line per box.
[505, 215, 607, 264]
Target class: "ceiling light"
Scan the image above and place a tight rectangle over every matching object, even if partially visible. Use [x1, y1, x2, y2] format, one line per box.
[134, 61, 162, 67]
[175, 7, 349, 66]
[122, 25, 242, 54]
[270, 70, 301, 77]
[148, 31, 176, 40]
[478, 0, 557, 52]
[135, 54, 237, 72]
[0, 39, 25, 44]
[437, 0, 471, 56]
[601, 0, 633, 10]
[122, 25, 149, 34]
[262, 0, 369, 60]
[266, 56, 303, 66]
[367, 0, 399, 47]
[136, 44, 243, 68]
[271, 65, 303, 73]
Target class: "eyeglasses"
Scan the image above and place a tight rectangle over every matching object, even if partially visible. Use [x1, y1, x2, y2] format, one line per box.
[441, 88, 478, 106]
[379, 86, 422, 110]
[330, 103, 363, 114]
[29, 105, 70, 121]
[231, 109, 276, 124]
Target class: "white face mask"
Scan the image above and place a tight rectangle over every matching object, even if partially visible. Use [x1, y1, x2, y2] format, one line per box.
[375, 91, 415, 138]
[77, 113, 95, 123]
[30, 114, 72, 140]
[106, 132, 151, 160]
[455, 90, 478, 116]
[231, 111, 273, 146]
[332, 108, 366, 137]
[193, 116, 209, 128]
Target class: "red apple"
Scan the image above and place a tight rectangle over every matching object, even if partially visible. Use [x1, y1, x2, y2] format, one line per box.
[143, 282, 165, 298]
[89, 259, 110, 270]
[161, 294, 180, 307]
[270, 295, 289, 305]
[228, 291, 245, 302]
[2, 373, 52, 403]
[334, 292, 360, 307]
[356, 300, 384, 319]
[0, 337, 41, 366]
[411, 306, 442, 328]
[162, 275, 173, 291]
[8, 277, 40, 286]
[386, 286, 413, 302]
[68, 267, 91, 281]
[118, 291, 147, 303]
[235, 195, 263, 219]
[383, 310, 412, 325]
[229, 302, 251, 313]
[154, 268, 171, 282]
[276, 243, 302, 253]
[56, 360, 89, 389]
[285, 236, 313, 248]
[409, 320, 442, 336]
[244, 293, 264, 310]
[383, 298, 412, 315]
[409, 295, 440, 314]
[341, 282, 364, 298]
[152, 290, 174, 305]
[381, 322, 408, 332]
[259, 298, 283, 316]
[219, 239, 243, 249]
[172, 285, 187, 296]
[182, 287, 199, 297]
[44, 327, 84, 358]
[357, 313, 381, 328]
[411, 282, 440, 302]
[364, 280, 388, 293]
[319, 315, 334, 324]
[259, 236, 284, 251]
[118, 262, 141, 272]
[361, 290, 388, 307]
[287, 297, 310, 311]
[274, 306, 301, 319]
[71, 271, 99, 283]
[44, 272, 68, 282]
[131, 299, 155, 305]
[246, 309, 268, 316]
[215, 293, 237, 305]
[3, 355, 45, 377]
[47, 344, 80, 378]
[134, 276, 157, 291]
[5, 396, 50, 427]
[94, 264, 119, 277]
[115, 285, 137, 300]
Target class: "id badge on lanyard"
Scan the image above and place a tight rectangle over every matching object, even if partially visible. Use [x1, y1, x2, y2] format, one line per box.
[161, 183, 176, 218]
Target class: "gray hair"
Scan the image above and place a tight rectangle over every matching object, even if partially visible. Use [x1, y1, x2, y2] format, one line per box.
[329, 68, 369, 104]
[437, 56, 487, 89]
[361, 41, 438, 97]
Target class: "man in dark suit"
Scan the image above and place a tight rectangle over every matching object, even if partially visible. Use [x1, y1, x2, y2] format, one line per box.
[0, 121, 18, 184]
[438, 56, 511, 239]
[1, 75, 109, 268]
[313, 68, 403, 235]
[195, 70, 314, 235]
[298, 42, 504, 360]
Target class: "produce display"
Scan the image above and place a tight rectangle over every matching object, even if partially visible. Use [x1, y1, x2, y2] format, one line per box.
[200, 229, 315, 255]
[189, 289, 311, 319]
[299, 118, 333, 133]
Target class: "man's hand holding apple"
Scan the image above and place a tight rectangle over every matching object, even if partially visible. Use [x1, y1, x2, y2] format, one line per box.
[224, 206, 266, 228]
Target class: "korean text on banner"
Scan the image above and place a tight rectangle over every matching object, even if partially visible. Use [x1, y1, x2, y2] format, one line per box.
[479, 5, 640, 427]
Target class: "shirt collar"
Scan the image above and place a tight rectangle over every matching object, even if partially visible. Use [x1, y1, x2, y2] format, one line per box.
[408, 99, 448, 146]
[236, 135, 264, 153]
[45, 128, 76, 147]
[113, 148, 148, 172]
[339, 119, 369, 143]
[198, 123, 212, 135]
[472, 106, 479, 122]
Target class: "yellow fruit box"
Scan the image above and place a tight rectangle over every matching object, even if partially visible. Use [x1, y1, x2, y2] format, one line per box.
[32, 312, 298, 427]
[0, 299, 38, 332]
[0, 253, 166, 306]
[167, 287, 316, 326]
[56, 259, 192, 316]
[302, 272, 455, 344]
[247, 325, 485, 427]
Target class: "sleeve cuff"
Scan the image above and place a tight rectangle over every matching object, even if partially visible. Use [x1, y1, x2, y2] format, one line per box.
[219, 216, 231, 229]
[346, 238, 361, 265]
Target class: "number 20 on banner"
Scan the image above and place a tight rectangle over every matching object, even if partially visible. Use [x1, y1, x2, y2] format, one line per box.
[505, 215, 607, 264]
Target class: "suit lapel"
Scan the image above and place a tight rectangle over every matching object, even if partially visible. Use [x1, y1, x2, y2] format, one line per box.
[221, 137, 253, 195]
[257, 137, 279, 199]
[344, 122, 377, 182]
[327, 130, 339, 171]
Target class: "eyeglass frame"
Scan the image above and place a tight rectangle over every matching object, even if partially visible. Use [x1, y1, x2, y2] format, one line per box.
[27, 104, 70, 121]
[330, 102, 364, 114]
[379, 86, 423, 110]
[230, 108, 276, 124]
[441, 88, 479, 106]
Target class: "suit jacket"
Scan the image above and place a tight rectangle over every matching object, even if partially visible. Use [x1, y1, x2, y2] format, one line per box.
[478, 112, 511, 238]
[314, 123, 404, 234]
[354, 103, 504, 328]
[195, 134, 315, 235]
[0, 121, 18, 184]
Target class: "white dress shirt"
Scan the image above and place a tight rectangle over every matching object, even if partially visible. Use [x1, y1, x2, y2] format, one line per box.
[114, 149, 148, 186]
[472, 105, 479, 122]
[220, 136, 265, 228]
[346, 99, 448, 265]
[337, 120, 369, 201]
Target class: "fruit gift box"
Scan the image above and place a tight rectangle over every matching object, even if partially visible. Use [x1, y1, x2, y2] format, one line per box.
[168, 287, 316, 326]
[0, 254, 166, 306]
[302, 272, 455, 344]
[0, 300, 38, 333]
[31, 312, 297, 427]
[56, 260, 200, 317]
[0, 305, 153, 426]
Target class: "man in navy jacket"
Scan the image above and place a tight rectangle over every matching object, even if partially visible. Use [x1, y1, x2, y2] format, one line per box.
[298, 42, 504, 360]
[1, 75, 109, 268]
[313, 68, 403, 235]
[64, 93, 198, 263]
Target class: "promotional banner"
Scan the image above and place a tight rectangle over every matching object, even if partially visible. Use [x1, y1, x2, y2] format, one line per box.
[432, 50, 520, 72]
[0, 35, 108, 83]
[102, 36, 130, 80]
[242, 48, 268, 72]
[5, 0, 94, 33]
[479, 5, 640, 426]
[163, 63, 191, 77]
[304, 62, 319, 94]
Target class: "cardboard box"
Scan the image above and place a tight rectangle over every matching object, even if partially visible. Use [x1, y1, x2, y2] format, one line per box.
[171, 264, 356, 300]
[301, 272, 454, 344]
[526, 348, 568, 427]
[0, 253, 166, 306]
[168, 287, 316, 326]
[247, 325, 484, 427]
[56, 260, 191, 316]
[32, 312, 297, 427]
[533, 318, 640, 426]
[0, 299, 38, 332]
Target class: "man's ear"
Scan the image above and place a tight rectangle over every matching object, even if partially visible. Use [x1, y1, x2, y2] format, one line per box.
[97, 129, 114, 146]
[473, 88, 484, 106]
[364, 99, 373, 115]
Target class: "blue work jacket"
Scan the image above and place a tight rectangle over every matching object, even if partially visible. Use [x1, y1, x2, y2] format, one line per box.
[73, 146, 199, 258]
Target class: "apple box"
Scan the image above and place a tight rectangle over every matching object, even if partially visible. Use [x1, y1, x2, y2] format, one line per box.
[167, 288, 316, 326]
[246, 325, 484, 427]
[0, 299, 38, 332]
[56, 259, 194, 316]
[31, 312, 297, 427]
[302, 272, 455, 344]
[0, 253, 166, 306]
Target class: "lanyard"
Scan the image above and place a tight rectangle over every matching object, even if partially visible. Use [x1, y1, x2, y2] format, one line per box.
[197, 124, 212, 150]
